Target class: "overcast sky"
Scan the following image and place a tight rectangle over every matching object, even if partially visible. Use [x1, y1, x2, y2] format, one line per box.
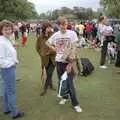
[28, 0, 100, 13]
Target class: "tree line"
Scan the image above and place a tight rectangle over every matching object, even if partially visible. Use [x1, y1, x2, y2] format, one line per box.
[39, 6, 101, 20]
[1, 0, 119, 21]
[0, 0, 38, 20]
[100, 0, 120, 19]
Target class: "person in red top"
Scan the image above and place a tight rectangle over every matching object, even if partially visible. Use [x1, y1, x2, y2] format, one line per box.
[19, 23, 27, 47]
[86, 23, 93, 40]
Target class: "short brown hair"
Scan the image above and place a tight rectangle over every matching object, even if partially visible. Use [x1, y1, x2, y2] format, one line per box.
[0, 20, 13, 35]
[41, 21, 52, 35]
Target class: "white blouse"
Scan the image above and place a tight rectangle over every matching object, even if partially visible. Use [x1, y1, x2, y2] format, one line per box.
[0, 36, 18, 68]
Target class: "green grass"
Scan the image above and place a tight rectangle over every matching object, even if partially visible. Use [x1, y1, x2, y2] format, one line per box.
[0, 34, 120, 120]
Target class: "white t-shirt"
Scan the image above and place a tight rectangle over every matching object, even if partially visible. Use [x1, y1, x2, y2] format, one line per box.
[47, 30, 78, 62]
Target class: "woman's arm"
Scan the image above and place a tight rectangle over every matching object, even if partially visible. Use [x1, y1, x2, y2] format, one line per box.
[36, 37, 41, 55]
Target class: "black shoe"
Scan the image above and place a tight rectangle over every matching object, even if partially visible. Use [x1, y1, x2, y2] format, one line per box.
[4, 111, 11, 115]
[12, 111, 24, 119]
[40, 90, 47, 96]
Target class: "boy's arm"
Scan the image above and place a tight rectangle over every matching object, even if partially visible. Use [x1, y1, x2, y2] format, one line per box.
[45, 34, 57, 52]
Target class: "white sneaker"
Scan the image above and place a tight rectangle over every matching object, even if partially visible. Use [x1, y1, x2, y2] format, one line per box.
[57, 94, 62, 98]
[74, 106, 82, 113]
[99, 65, 108, 69]
[59, 99, 67, 105]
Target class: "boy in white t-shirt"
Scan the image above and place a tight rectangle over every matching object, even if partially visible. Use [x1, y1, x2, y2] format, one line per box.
[46, 17, 82, 113]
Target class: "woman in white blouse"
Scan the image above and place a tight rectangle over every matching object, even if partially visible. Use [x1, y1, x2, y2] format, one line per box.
[98, 16, 114, 69]
[0, 20, 24, 119]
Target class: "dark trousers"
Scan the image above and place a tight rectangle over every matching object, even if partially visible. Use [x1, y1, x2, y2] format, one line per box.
[100, 36, 115, 66]
[115, 50, 120, 67]
[100, 40, 108, 66]
[56, 62, 79, 106]
[44, 59, 55, 89]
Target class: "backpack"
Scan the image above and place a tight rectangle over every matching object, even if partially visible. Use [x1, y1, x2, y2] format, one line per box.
[77, 58, 94, 76]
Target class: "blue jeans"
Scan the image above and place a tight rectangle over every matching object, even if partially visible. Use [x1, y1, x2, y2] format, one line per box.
[1, 66, 17, 116]
[0, 69, 4, 97]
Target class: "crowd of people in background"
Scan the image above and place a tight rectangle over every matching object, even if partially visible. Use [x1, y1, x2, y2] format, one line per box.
[0, 15, 120, 119]
[4, 17, 120, 54]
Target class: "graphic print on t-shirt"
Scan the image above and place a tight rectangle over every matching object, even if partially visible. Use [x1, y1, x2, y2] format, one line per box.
[56, 37, 71, 54]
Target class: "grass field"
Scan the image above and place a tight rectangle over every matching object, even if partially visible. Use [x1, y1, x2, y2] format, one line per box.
[0, 34, 120, 120]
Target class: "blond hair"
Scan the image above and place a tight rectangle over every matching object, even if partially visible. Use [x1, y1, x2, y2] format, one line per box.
[57, 16, 67, 25]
